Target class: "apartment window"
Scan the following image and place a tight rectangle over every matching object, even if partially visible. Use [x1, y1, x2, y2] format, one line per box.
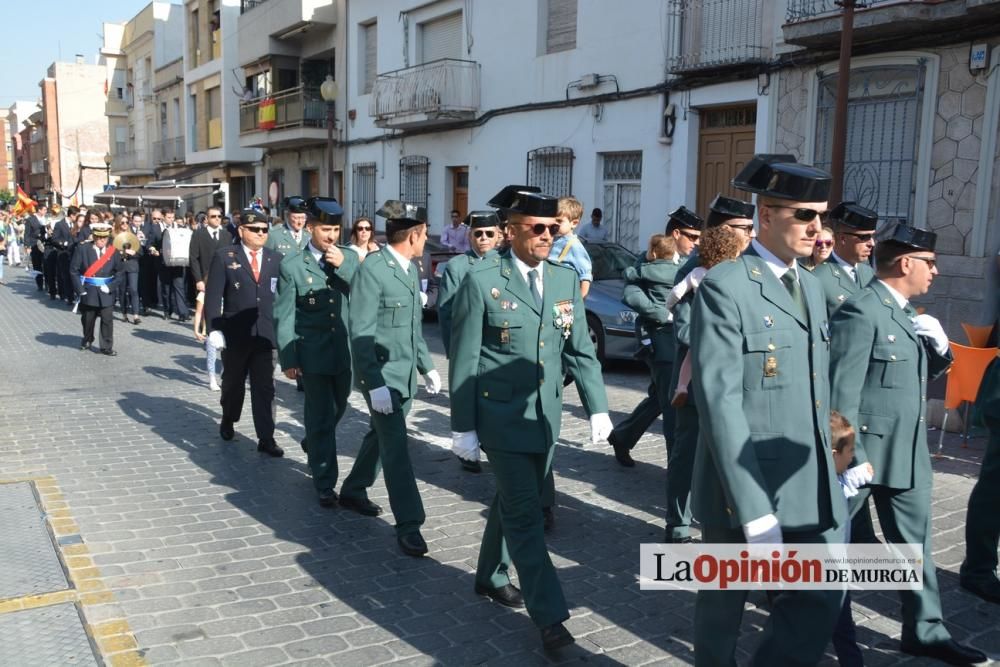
[545, 0, 577, 54]
[172, 98, 180, 138]
[526, 146, 574, 197]
[814, 65, 923, 223]
[419, 12, 462, 64]
[399, 156, 429, 209]
[361, 21, 377, 94]
[189, 93, 198, 151]
[601, 152, 643, 252]
[207, 86, 222, 149]
[301, 169, 319, 198]
[352, 162, 377, 221]
[190, 8, 200, 65]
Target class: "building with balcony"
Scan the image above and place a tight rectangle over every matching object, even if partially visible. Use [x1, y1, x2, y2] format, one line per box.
[5, 101, 35, 193]
[153, 56, 187, 179]
[772, 0, 1000, 336]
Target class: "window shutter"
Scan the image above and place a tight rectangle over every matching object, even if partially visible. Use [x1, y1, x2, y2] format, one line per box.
[546, 0, 577, 54]
[420, 12, 463, 64]
[363, 22, 377, 94]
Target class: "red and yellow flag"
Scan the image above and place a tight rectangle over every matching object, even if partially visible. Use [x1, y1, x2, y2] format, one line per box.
[11, 186, 36, 216]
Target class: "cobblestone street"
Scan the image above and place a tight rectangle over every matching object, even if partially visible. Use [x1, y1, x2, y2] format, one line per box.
[1, 268, 998, 666]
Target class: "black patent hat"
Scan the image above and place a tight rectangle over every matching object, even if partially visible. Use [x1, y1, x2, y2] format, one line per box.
[307, 196, 344, 224]
[465, 210, 500, 229]
[879, 222, 936, 252]
[666, 205, 703, 231]
[487, 185, 558, 217]
[376, 199, 427, 226]
[709, 194, 755, 220]
[829, 201, 877, 232]
[733, 154, 831, 202]
[283, 195, 309, 214]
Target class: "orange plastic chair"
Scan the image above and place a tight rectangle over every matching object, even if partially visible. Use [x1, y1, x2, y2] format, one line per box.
[937, 343, 998, 453]
[961, 323, 993, 348]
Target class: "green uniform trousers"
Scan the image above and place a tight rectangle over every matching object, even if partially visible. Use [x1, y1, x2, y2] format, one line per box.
[302, 371, 352, 492]
[340, 389, 425, 537]
[694, 524, 845, 666]
[665, 354, 697, 540]
[476, 445, 568, 629]
[961, 417, 1000, 585]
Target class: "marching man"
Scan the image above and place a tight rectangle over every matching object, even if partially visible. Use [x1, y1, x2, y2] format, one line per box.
[70, 222, 123, 356]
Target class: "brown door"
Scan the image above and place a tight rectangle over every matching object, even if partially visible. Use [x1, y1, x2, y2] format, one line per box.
[452, 167, 469, 218]
[696, 105, 757, 219]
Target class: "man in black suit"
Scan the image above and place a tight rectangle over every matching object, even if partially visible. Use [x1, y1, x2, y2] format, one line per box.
[189, 206, 232, 294]
[24, 204, 47, 291]
[205, 209, 283, 457]
[47, 205, 73, 301]
[70, 222, 122, 355]
[139, 209, 164, 313]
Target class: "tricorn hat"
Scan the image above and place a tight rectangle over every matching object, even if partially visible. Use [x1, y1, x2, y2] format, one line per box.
[376, 200, 427, 226]
[240, 209, 269, 226]
[829, 201, 878, 232]
[709, 195, 755, 221]
[487, 185, 558, 218]
[465, 210, 500, 229]
[878, 222, 936, 252]
[306, 196, 344, 224]
[283, 196, 309, 214]
[733, 154, 831, 202]
[666, 206, 703, 231]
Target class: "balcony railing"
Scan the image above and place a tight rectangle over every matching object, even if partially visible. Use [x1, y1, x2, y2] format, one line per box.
[240, 0, 269, 12]
[667, 0, 769, 73]
[30, 160, 45, 175]
[239, 86, 326, 134]
[370, 59, 480, 125]
[787, 0, 903, 22]
[111, 149, 151, 173]
[154, 136, 184, 165]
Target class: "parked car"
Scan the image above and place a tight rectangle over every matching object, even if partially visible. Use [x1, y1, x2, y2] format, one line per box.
[579, 240, 641, 364]
[420, 236, 461, 314]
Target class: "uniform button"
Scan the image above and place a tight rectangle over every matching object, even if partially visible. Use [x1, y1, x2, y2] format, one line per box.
[539, 341, 545, 348]
[726, 507, 733, 515]
[329, 299, 334, 304]
[767, 343, 775, 351]
[540, 360, 545, 366]
[812, 372, 817, 378]
[503, 321, 508, 327]
[330, 313, 335, 318]
[483, 391, 489, 397]
[919, 417, 925, 423]
[860, 425, 868, 432]
[890, 354, 896, 361]
[257, 297, 260, 302]
[815, 400, 820, 408]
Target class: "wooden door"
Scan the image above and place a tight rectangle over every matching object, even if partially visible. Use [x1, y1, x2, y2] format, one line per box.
[452, 167, 469, 218]
[696, 105, 757, 219]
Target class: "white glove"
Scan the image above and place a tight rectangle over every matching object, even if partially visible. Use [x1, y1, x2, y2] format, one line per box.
[911, 314, 949, 355]
[99, 285, 110, 294]
[589, 413, 613, 444]
[422, 369, 441, 395]
[420, 291, 428, 307]
[451, 431, 479, 461]
[743, 513, 782, 546]
[840, 476, 860, 498]
[208, 330, 226, 350]
[369, 386, 393, 414]
[843, 463, 873, 489]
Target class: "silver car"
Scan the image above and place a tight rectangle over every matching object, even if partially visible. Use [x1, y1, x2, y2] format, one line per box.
[579, 240, 640, 364]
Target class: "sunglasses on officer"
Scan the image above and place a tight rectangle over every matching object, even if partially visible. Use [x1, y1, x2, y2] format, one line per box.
[472, 229, 496, 239]
[515, 222, 561, 236]
[764, 205, 829, 223]
[243, 225, 269, 234]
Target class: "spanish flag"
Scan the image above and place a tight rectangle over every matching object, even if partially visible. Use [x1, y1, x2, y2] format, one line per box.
[11, 185, 36, 216]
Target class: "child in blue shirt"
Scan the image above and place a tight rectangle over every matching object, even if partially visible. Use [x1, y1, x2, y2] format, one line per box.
[549, 197, 593, 298]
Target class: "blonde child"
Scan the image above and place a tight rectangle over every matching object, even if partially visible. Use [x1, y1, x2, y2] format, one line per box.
[192, 290, 223, 391]
[549, 197, 592, 298]
[830, 411, 866, 666]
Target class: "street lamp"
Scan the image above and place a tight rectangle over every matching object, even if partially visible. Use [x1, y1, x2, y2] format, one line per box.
[319, 74, 338, 201]
[104, 152, 112, 186]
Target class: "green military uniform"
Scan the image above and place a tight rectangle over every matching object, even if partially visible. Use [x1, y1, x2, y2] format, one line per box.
[438, 248, 496, 357]
[450, 254, 607, 630]
[265, 223, 311, 256]
[811, 254, 875, 318]
[830, 280, 954, 646]
[962, 356, 1000, 598]
[339, 247, 434, 537]
[274, 243, 358, 494]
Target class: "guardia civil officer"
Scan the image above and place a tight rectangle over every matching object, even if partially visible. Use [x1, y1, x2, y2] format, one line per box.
[70, 221, 123, 355]
[337, 201, 441, 558]
[449, 186, 611, 652]
[266, 196, 311, 256]
[830, 225, 987, 664]
[205, 209, 284, 457]
[690, 156, 846, 665]
[275, 197, 358, 507]
[811, 201, 877, 318]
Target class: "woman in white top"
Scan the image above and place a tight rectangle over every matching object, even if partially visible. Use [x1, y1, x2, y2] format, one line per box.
[347, 217, 380, 260]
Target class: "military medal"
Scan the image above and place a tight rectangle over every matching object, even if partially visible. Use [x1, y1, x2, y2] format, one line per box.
[234, 281, 240, 289]
[500, 328, 511, 344]
[500, 300, 509, 310]
[490, 288, 500, 299]
[764, 356, 778, 378]
[228, 261, 240, 270]
[887, 335, 896, 343]
[511, 302, 518, 310]
[308, 297, 315, 305]
[553, 301, 574, 340]
[763, 315, 774, 328]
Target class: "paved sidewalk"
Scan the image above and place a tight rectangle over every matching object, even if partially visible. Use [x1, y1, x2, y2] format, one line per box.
[0, 268, 997, 666]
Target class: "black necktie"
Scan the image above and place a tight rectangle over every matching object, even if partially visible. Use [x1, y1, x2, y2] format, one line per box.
[527, 269, 542, 309]
[781, 271, 807, 320]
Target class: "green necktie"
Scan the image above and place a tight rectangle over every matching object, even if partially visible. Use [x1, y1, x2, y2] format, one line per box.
[903, 303, 917, 317]
[781, 271, 807, 320]
[527, 268, 542, 309]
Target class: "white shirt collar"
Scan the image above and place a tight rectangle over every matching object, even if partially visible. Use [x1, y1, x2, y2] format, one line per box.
[385, 244, 409, 273]
[241, 243, 261, 263]
[877, 280, 909, 309]
[307, 242, 323, 263]
[751, 239, 799, 280]
[510, 251, 544, 296]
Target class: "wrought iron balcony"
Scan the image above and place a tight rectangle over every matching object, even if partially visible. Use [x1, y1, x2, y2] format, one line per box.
[238, 86, 328, 149]
[370, 59, 480, 130]
[154, 137, 184, 165]
[667, 0, 770, 74]
[787, 0, 897, 22]
[110, 149, 153, 174]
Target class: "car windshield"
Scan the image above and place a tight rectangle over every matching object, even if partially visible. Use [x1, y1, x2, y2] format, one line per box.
[585, 242, 638, 281]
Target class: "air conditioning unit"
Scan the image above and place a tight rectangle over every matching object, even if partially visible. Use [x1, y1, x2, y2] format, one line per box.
[579, 73, 600, 89]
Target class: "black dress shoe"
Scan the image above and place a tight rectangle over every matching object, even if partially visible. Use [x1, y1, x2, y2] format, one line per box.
[219, 419, 235, 441]
[257, 440, 284, 457]
[961, 577, 1000, 605]
[474, 583, 524, 608]
[318, 489, 338, 508]
[457, 456, 482, 473]
[100, 349, 117, 356]
[300, 437, 308, 453]
[79, 340, 90, 351]
[540, 622, 575, 651]
[397, 532, 428, 557]
[900, 639, 988, 665]
[338, 495, 383, 516]
[608, 432, 636, 467]
[542, 507, 554, 532]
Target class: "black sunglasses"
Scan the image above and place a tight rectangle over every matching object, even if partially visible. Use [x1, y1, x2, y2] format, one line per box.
[842, 231, 875, 242]
[473, 230, 496, 239]
[907, 255, 937, 270]
[678, 230, 701, 241]
[243, 226, 269, 234]
[765, 205, 829, 223]
[208, 214, 222, 218]
[356, 226, 371, 231]
[516, 222, 560, 236]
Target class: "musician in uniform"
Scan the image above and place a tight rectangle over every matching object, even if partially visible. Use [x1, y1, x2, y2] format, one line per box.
[266, 196, 311, 257]
[449, 185, 611, 651]
[70, 222, 123, 355]
[274, 197, 359, 507]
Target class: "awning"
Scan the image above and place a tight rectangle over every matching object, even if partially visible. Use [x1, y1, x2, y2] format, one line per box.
[93, 184, 221, 207]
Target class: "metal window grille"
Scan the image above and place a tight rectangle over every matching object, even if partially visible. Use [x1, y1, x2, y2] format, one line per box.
[666, 0, 768, 73]
[526, 147, 574, 197]
[814, 64, 923, 224]
[601, 152, 643, 252]
[399, 155, 430, 208]
[352, 162, 376, 222]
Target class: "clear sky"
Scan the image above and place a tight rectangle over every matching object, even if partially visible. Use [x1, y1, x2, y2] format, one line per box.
[0, 0, 161, 109]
